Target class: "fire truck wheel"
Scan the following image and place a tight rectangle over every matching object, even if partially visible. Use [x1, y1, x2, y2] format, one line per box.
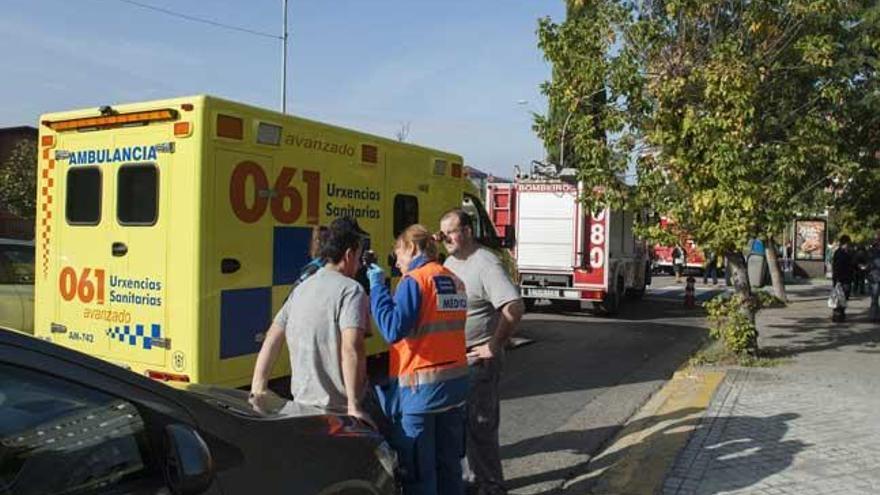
[626, 264, 650, 299]
[594, 276, 624, 316]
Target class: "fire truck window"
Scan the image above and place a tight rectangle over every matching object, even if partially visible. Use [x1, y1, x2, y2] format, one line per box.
[66, 167, 101, 225]
[118, 165, 158, 226]
[394, 195, 419, 237]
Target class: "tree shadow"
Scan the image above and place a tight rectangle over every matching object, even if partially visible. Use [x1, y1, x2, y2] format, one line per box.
[502, 407, 701, 493]
[502, 309, 707, 401]
[757, 313, 880, 358]
[503, 408, 806, 494]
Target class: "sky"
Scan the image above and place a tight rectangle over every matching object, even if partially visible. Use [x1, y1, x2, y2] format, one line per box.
[0, 0, 566, 177]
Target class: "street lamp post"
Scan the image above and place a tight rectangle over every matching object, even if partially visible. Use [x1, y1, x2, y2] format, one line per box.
[281, 0, 289, 113]
[516, 99, 546, 163]
[559, 106, 577, 170]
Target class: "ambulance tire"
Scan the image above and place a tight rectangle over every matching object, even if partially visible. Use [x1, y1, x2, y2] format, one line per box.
[524, 298, 536, 312]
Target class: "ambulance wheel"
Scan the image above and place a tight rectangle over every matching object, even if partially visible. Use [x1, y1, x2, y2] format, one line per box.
[524, 298, 536, 312]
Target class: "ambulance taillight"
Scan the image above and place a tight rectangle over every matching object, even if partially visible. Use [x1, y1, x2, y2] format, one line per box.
[173, 121, 192, 137]
[146, 370, 191, 383]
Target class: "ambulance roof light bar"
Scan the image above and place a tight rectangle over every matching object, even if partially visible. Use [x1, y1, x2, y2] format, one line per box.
[43, 108, 179, 132]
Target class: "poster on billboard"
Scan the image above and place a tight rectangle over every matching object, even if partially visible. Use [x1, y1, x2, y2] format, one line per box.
[794, 219, 826, 261]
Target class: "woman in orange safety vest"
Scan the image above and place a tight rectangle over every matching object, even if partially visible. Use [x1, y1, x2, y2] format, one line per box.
[366, 224, 469, 495]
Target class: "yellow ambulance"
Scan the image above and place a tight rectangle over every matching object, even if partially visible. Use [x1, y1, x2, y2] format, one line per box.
[34, 95, 511, 387]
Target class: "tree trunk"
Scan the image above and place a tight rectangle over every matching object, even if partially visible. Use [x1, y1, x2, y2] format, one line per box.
[764, 237, 788, 303]
[726, 251, 759, 351]
[726, 251, 752, 302]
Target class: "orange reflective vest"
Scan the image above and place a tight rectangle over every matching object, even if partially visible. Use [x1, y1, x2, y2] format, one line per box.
[382, 260, 469, 413]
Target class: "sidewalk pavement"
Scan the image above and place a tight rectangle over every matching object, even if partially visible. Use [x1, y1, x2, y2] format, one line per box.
[591, 279, 880, 494]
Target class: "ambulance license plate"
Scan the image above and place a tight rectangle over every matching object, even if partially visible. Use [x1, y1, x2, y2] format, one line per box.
[527, 288, 559, 298]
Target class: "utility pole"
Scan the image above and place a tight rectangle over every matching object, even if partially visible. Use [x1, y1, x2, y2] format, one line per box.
[281, 0, 288, 113]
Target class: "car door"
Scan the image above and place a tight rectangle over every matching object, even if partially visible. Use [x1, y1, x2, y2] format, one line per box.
[0, 341, 222, 495]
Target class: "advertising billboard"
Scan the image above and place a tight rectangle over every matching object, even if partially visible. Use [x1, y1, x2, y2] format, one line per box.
[794, 219, 826, 261]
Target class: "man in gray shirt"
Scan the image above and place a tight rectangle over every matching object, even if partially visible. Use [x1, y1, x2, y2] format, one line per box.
[250, 217, 371, 424]
[440, 208, 524, 495]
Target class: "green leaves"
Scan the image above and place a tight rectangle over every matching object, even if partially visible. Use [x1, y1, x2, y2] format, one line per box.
[0, 139, 37, 219]
[534, 1, 877, 352]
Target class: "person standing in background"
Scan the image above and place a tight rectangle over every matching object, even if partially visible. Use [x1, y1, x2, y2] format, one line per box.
[250, 217, 372, 423]
[868, 231, 880, 322]
[672, 244, 686, 283]
[832, 235, 854, 323]
[367, 224, 470, 495]
[439, 209, 524, 495]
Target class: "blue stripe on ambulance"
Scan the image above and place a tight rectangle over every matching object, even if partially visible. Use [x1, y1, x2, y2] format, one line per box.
[272, 226, 312, 285]
[218, 227, 311, 359]
[220, 288, 272, 359]
[106, 324, 162, 350]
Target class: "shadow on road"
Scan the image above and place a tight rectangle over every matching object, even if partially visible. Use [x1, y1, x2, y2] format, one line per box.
[500, 297, 710, 494]
[504, 299, 708, 402]
[506, 408, 806, 494]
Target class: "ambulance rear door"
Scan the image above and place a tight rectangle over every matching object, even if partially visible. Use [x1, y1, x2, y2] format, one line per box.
[104, 128, 171, 369]
[48, 128, 170, 370]
[49, 130, 119, 358]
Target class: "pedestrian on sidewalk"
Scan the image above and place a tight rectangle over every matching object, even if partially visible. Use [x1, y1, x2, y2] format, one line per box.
[831, 235, 854, 322]
[703, 251, 719, 285]
[853, 244, 869, 296]
[672, 244, 686, 283]
[868, 231, 880, 322]
[367, 224, 470, 495]
[440, 209, 525, 495]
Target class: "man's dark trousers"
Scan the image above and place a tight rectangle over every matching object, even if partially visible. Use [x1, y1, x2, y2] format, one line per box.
[464, 354, 505, 494]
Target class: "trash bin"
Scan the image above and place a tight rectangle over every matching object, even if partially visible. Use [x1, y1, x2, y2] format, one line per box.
[748, 254, 767, 288]
[782, 258, 794, 284]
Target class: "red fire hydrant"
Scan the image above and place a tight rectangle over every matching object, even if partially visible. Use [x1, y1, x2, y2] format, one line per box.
[684, 276, 696, 308]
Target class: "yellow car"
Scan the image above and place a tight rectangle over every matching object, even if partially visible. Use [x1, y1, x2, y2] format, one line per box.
[0, 238, 34, 334]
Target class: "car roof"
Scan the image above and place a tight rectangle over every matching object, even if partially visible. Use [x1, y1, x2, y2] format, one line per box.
[0, 238, 34, 247]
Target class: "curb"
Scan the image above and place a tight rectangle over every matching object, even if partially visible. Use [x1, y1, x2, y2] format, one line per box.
[582, 368, 726, 494]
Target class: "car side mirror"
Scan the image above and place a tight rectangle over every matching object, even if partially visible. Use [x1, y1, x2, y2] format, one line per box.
[164, 424, 214, 495]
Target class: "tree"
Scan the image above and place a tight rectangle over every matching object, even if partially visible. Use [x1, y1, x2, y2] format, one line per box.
[535, 0, 877, 353]
[535, 0, 638, 199]
[0, 139, 37, 219]
[827, 2, 880, 241]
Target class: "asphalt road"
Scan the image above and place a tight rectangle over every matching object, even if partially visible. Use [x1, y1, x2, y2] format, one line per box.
[499, 276, 718, 494]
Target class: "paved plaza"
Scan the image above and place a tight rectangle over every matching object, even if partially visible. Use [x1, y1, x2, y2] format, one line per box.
[663, 281, 880, 495]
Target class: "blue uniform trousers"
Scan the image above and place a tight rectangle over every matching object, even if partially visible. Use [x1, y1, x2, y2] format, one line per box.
[391, 407, 466, 495]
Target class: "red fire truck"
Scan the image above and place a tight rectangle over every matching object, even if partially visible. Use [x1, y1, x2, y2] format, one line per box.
[651, 217, 706, 275]
[486, 182, 516, 253]
[505, 174, 651, 315]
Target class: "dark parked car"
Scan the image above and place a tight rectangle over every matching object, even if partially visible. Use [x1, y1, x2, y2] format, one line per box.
[0, 328, 397, 495]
